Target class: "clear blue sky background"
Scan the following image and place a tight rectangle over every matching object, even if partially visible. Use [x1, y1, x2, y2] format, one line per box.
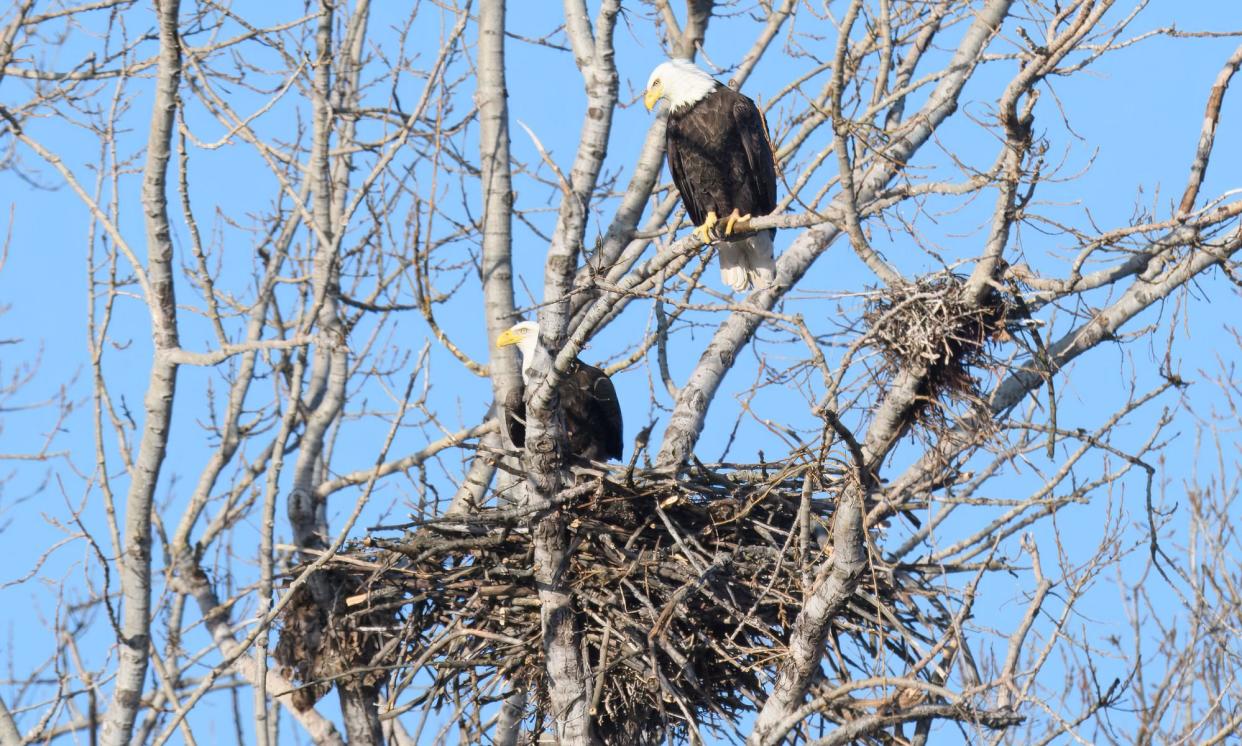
[2, 1, 1241, 742]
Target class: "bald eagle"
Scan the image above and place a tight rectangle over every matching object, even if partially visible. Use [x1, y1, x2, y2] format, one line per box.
[645, 59, 778, 292]
[496, 321, 624, 462]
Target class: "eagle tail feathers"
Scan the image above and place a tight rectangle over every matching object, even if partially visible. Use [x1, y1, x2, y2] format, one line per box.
[746, 230, 776, 289]
[717, 230, 775, 292]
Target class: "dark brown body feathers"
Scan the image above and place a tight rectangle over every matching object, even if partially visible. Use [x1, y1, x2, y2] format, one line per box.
[505, 359, 624, 462]
[666, 85, 778, 238]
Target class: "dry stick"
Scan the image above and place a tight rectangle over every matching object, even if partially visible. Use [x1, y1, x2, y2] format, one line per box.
[572, 121, 670, 297]
[868, 0, 895, 117]
[891, 382, 1171, 563]
[255, 352, 308, 746]
[798, 470, 814, 568]
[654, 0, 713, 60]
[653, 0, 688, 55]
[1021, 200, 1242, 304]
[178, 60, 308, 152]
[4, 8, 320, 83]
[750, 487, 868, 745]
[177, 567, 346, 746]
[179, 52, 333, 270]
[768, 671, 972, 744]
[374, 479, 603, 533]
[372, 624, 524, 721]
[776, 10, 948, 186]
[965, 0, 1104, 308]
[801, 703, 1021, 746]
[1003, 567, 1109, 745]
[995, 535, 1053, 711]
[13, 134, 154, 319]
[1178, 44, 1242, 216]
[0, 1, 36, 132]
[414, 115, 493, 381]
[831, 0, 902, 287]
[900, 557, 998, 743]
[145, 642, 199, 746]
[589, 619, 614, 718]
[732, 0, 795, 87]
[316, 421, 495, 500]
[1200, 712, 1242, 746]
[18, 670, 71, 745]
[168, 165, 310, 559]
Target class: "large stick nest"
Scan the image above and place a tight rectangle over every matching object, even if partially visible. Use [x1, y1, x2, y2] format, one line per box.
[276, 458, 943, 741]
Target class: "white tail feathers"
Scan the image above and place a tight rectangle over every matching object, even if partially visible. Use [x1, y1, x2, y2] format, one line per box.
[717, 230, 776, 292]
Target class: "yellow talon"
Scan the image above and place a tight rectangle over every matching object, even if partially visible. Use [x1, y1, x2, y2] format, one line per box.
[723, 209, 753, 237]
[692, 211, 719, 244]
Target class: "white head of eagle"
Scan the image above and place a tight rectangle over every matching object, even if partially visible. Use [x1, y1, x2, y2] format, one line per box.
[644, 59, 718, 113]
[642, 59, 780, 293]
[495, 320, 539, 384]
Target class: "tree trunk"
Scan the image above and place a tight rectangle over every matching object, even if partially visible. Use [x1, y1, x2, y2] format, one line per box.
[99, 0, 183, 741]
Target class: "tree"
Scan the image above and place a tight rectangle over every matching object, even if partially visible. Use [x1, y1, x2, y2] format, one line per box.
[1, 0, 1241, 744]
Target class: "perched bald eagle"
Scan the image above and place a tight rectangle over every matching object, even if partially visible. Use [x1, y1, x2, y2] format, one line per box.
[644, 59, 778, 292]
[496, 321, 624, 462]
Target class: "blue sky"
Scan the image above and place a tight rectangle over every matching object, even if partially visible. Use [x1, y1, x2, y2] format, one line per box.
[2, 1, 1242, 742]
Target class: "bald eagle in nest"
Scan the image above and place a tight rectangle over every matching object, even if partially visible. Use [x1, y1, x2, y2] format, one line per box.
[496, 321, 623, 462]
[645, 59, 778, 292]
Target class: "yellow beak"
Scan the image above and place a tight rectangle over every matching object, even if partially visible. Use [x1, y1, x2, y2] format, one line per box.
[643, 83, 663, 112]
[496, 328, 522, 348]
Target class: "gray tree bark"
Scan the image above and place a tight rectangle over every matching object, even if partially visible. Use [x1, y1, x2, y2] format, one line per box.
[0, 695, 21, 746]
[458, 0, 521, 518]
[99, 0, 182, 742]
[518, 3, 622, 743]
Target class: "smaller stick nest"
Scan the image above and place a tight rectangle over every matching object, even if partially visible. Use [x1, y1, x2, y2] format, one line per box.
[273, 570, 390, 712]
[278, 461, 926, 741]
[862, 273, 1025, 415]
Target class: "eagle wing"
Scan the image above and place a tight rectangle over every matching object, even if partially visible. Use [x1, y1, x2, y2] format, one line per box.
[593, 373, 624, 460]
[731, 96, 778, 217]
[503, 385, 527, 449]
[665, 118, 708, 227]
[577, 362, 624, 461]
